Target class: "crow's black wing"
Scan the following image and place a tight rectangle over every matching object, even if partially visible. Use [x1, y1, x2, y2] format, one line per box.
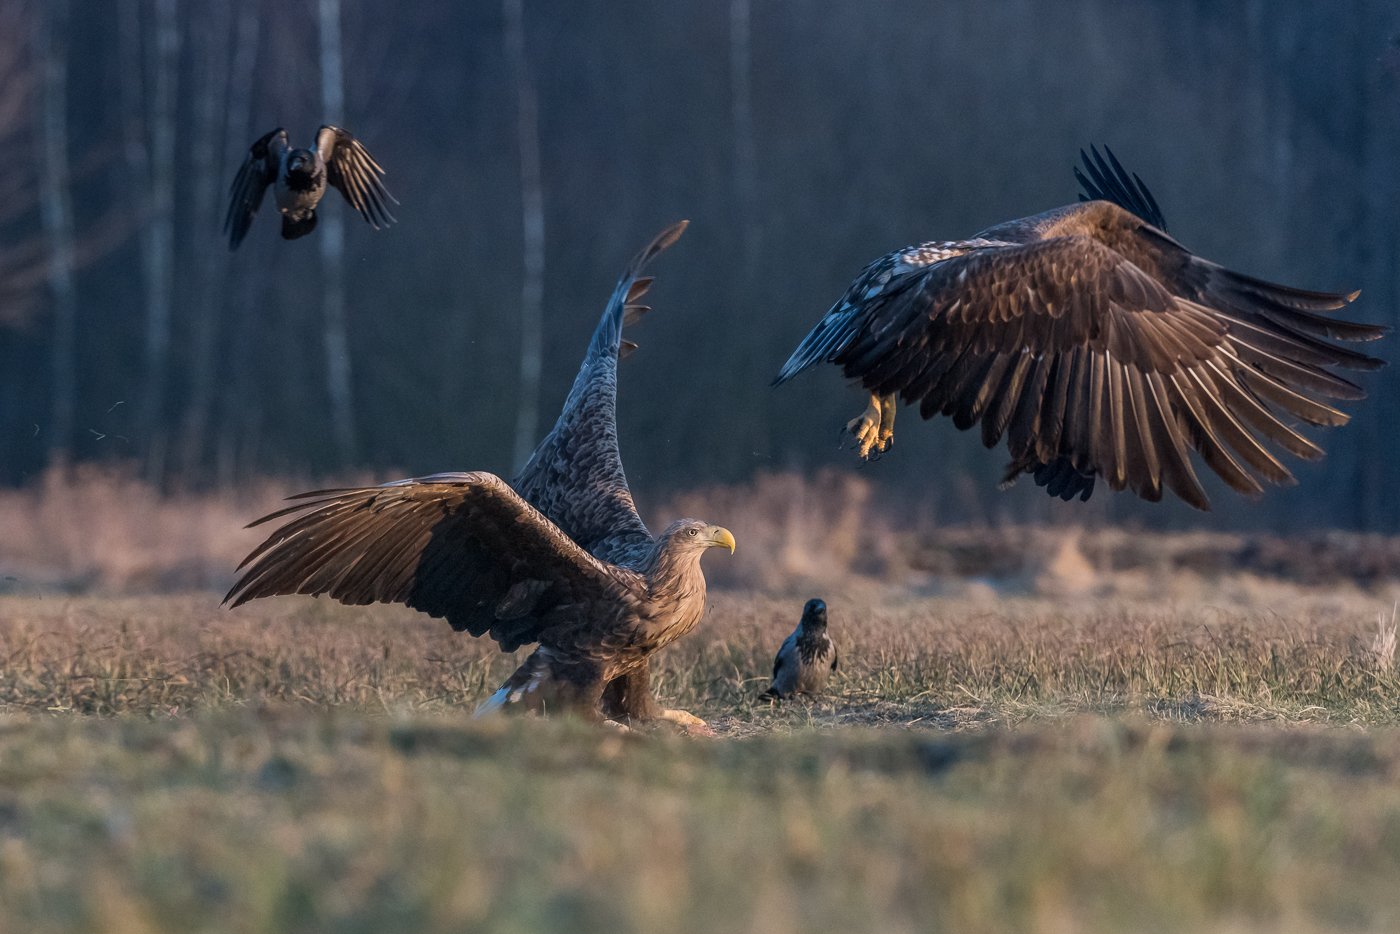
[225, 128, 286, 249]
[316, 124, 398, 229]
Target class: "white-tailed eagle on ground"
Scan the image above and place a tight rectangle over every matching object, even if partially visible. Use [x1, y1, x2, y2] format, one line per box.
[226, 222, 732, 733]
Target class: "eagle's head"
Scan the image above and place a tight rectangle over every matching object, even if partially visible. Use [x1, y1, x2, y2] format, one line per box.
[660, 519, 736, 558]
[800, 598, 828, 630]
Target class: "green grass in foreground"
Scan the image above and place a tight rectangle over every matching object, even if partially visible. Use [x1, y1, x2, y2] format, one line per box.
[0, 711, 1398, 934]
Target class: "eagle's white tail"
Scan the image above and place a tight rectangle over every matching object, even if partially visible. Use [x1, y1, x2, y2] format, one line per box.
[473, 686, 511, 717]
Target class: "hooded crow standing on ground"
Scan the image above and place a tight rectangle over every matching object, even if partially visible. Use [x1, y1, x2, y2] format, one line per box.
[763, 598, 839, 700]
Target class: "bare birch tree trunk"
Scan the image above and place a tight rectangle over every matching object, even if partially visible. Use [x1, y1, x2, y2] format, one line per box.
[117, 0, 148, 233]
[319, 0, 357, 465]
[178, 0, 236, 478]
[214, 0, 261, 487]
[34, 0, 77, 463]
[729, 0, 759, 268]
[131, 0, 179, 483]
[504, 0, 545, 470]
[727, 0, 765, 469]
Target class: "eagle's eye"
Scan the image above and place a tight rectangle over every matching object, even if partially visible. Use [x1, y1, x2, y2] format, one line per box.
[687, 528, 698, 537]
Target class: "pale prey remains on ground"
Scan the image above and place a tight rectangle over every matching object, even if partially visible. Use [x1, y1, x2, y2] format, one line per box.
[224, 125, 397, 248]
[775, 146, 1386, 509]
[763, 598, 839, 700]
[225, 222, 733, 735]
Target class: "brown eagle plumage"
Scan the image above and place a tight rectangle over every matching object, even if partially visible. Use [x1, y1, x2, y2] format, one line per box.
[775, 147, 1386, 509]
[225, 221, 734, 732]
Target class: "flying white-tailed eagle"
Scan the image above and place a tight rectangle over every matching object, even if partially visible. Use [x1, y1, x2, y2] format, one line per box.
[225, 125, 397, 249]
[775, 147, 1385, 509]
[226, 222, 734, 733]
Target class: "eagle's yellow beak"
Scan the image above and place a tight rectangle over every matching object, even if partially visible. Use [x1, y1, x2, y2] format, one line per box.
[709, 526, 736, 554]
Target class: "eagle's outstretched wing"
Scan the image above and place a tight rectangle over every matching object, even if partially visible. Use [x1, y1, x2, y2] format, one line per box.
[315, 124, 398, 229]
[777, 151, 1384, 509]
[225, 128, 286, 250]
[225, 472, 642, 652]
[512, 220, 688, 565]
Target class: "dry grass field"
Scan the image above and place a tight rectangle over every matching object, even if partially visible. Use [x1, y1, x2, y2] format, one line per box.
[1, 470, 1400, 932]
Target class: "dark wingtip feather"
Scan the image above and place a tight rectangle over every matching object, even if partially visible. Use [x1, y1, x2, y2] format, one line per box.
[627, 220, 688, 278]
[626, 277, 655, 303]
[1075, 144, 1168, 230]
[615, 221, 688, 290]
[624, 221, 687, 295]
[1020, 456, 1109, 506]
[654, 219, 689, 252]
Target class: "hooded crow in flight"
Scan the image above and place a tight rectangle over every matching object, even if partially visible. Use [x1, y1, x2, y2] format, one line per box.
[224, 125, 397, 249]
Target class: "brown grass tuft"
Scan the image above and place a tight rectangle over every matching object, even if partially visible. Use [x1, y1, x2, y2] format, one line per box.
[2, 582, 1398, 727]
[0, 464, 286, 594]
[656, 469, 903, 591]
[1372, 605, 1398, 673]
[7, 466, 1400, 601]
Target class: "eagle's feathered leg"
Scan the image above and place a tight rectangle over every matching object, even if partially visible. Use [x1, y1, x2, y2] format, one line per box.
[600, 665, 715, 735]
[599, 664, 662, 723]
[845, 392, 896, 460]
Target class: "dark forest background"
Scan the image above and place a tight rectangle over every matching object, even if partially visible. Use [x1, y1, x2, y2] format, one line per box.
[2, 0, 1399, 532]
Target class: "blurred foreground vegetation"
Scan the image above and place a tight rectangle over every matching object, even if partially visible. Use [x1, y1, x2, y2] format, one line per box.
[1, 710, 1399, 933]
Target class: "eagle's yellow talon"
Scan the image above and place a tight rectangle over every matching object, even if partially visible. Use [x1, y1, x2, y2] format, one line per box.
[660, 708, 714, 736]
[846, 415, 880, 459]
[877, 392, 897, 453]
[846, 393, 896, 461]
